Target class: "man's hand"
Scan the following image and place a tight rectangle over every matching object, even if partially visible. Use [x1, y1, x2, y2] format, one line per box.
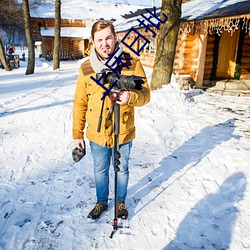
[116, 90, 130, 105]
[74, 139, 85, 149]
[72, 139, 86, 162]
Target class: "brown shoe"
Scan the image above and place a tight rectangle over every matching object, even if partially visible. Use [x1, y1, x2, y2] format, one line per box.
[117, 202, 128, 219]
[87, 202, 108, 220]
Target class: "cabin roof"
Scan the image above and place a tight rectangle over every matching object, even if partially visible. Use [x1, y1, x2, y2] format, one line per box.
[40, 27, 91, 39]
[182, 0, 250, 21]
[114, 0, 250, 32]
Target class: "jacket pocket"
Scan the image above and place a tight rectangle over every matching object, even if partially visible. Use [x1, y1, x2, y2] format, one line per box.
[120, 106, 135, 134]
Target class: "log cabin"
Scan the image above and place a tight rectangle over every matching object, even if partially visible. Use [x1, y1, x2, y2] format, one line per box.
[115, 0, 250, 94]
[30, 1, 152, 61]
[31, 18, 92, 60]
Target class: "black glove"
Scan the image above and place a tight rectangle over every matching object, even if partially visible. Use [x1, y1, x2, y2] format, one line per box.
[72, 146, 86, 162]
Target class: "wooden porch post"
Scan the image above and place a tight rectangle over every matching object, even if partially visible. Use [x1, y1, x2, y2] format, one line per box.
[195, 32, 207, 87]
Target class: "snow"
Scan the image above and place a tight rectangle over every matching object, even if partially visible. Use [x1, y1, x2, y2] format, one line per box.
[30, 0, 153, 20]
[0, 48, 250, 249]
[182, 0, 249, 21]
[96, 0, 161, 7]
[40, 27, 92, 39]
[114, 0, 250, 32]
[114, 8, 161, 32]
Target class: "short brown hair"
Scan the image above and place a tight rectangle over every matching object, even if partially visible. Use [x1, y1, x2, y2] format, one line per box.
[91, 20, 116, 40]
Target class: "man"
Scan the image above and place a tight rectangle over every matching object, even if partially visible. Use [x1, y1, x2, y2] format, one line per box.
[72, 20, 150, 220]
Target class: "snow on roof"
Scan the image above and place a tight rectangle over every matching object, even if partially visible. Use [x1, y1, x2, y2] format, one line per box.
[182, 0, 250, 21]
[40, 27, 91, 39]
[114, 0, 250, 32]
[114, 7, 161, 32]
[30, 0, 150, 20]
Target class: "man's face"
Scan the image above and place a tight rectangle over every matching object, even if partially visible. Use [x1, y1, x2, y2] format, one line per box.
[93, 27, 117, 60]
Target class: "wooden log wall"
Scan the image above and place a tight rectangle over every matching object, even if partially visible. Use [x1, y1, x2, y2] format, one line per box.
[32, 18, 86, 29]
[41, 37, 86, 58]
[72, 38, 87, 56]
[173, 34, 185, 74]
[122, 37, 139, 56]
[41, 37, 53, 58]
[203, 33, 215, 82]
[183, 35, 198, 79]
[61, 38, 74, 52]
[117, 31, 139, 58]
[173, 33, 199, 81]
[138, 53, 155, 68]
[119, 29, 200, 78]
[240, 35, 250, 79]
[117, 29, 157, 68]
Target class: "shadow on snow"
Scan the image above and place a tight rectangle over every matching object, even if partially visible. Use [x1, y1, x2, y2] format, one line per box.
[164, 172, 247, 249]
[128, 118, 239, 213]
[0, 100, 73, 117]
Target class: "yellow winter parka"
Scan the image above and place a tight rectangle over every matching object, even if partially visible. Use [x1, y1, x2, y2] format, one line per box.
[72, 54, 150, 148]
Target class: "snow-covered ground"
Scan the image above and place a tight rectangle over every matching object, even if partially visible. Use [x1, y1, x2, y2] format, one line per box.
[0, 49, 250, 250]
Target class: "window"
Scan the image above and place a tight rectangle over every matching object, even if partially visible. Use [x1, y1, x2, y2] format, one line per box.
[139, 37, 156, 54]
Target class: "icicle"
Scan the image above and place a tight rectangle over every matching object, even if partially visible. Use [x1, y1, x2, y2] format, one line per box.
[178, 15, 250, 37]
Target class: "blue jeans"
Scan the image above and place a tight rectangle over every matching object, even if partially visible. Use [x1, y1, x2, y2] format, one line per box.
[90, 141, 132, 205]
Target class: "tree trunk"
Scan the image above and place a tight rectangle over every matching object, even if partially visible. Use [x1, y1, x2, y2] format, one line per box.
[151, 0, 182, 90]
[53, 0, 61, 70]
[0, 37, 11, 71]
[22, 0, 35, 75]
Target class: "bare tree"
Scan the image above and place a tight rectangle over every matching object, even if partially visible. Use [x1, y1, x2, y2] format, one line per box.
[0, 37, 11, 71]
[151, 0, 182, 90]
[53, 0, 61, 70]
[29, 0, 47, 8]
[0, 0, 24, 36]
[22, 0, 35, 75]
[0, 0, 23, 71]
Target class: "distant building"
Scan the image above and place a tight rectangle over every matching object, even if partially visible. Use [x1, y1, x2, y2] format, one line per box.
[31, 18, 92, 60]
[30, 1, 150, 60]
